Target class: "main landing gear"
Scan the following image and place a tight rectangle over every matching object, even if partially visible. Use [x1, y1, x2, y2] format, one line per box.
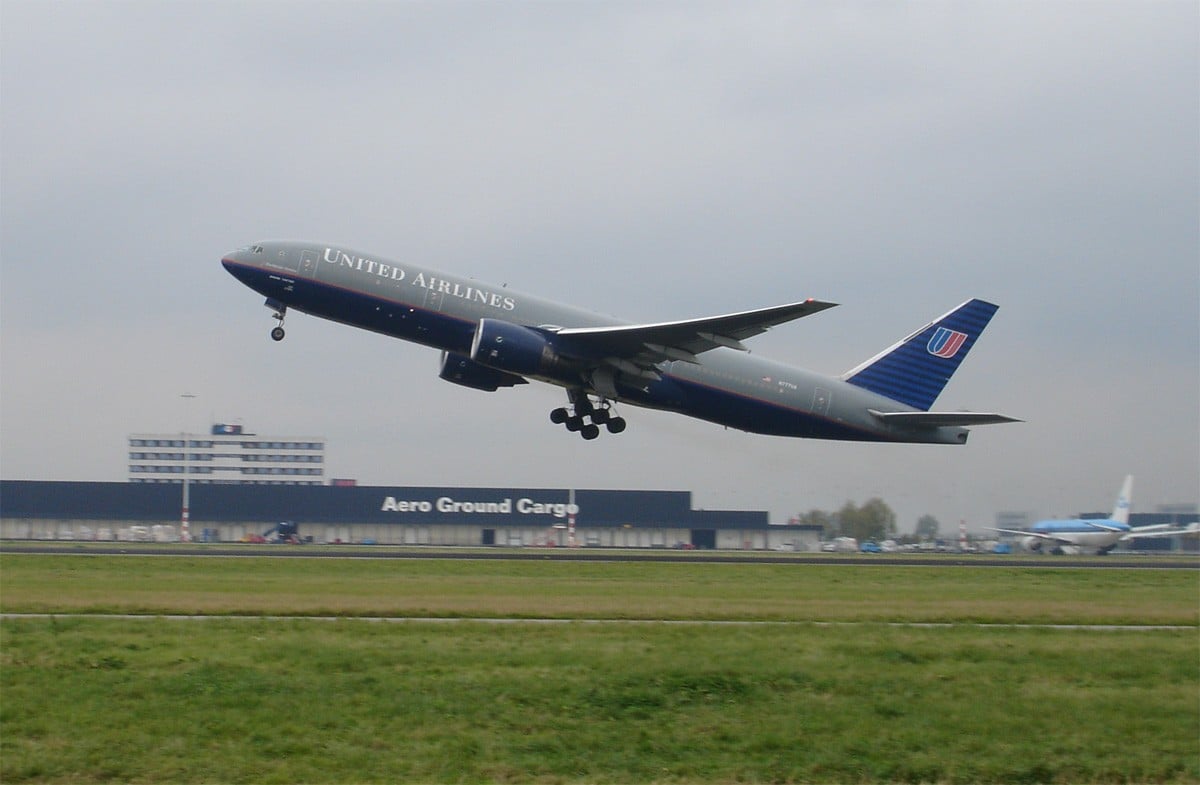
[550, 389, 627, 440]
[267, 299, 287, 341]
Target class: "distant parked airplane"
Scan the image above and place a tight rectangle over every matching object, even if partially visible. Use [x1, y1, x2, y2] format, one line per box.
[991, 475, 1182, 555]
[222, 241, 1018, 443]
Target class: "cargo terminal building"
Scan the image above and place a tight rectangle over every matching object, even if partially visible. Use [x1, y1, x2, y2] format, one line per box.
[0, 481, 821, 551]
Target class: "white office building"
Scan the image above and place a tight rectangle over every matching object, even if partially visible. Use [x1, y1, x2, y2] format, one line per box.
[128, 424, 325, 485]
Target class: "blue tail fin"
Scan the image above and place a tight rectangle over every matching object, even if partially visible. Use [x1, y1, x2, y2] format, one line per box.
[841, 299, 998, 411]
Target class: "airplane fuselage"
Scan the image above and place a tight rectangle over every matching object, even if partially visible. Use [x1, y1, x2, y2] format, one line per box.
[1022, 519, 1131, 555]
[221, 241, 976, 444]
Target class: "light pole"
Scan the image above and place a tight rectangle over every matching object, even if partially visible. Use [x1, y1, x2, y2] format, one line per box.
[180, 393, 197, 543]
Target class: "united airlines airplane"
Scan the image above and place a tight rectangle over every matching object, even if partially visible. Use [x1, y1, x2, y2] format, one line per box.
[222, 241, 1018, 442]
[991, 475, 1185, 555]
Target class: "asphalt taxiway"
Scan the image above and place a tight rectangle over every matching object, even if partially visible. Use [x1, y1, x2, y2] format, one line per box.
[3, 542, 1197, 569]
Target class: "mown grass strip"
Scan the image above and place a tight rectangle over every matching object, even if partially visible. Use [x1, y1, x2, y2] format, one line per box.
[2, 617, 1197, 784]
[2, 553, 1197, 625]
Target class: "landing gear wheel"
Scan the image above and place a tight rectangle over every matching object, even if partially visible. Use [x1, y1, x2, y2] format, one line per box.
[265, 299, 288, 342]
[553, 389, 627, 439]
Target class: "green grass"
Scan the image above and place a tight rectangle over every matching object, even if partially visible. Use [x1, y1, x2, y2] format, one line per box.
[1, 554, 1197, 783]
[2, 618, 1196, 784]
[2, 553, 1197, 624]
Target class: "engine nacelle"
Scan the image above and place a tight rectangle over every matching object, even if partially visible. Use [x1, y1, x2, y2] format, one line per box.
[470, 318, 562, 378]
[439, 352, 528, 392]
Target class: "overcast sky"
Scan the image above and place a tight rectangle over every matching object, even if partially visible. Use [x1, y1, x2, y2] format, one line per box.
[2, 1, 1196, 532]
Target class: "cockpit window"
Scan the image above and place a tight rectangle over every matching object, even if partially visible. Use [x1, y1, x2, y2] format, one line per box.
[251, 245, 264, 254]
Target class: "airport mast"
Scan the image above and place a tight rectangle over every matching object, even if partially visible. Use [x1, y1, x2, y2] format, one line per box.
[568, 488, 577, 547]
[179, 393, 196, 543]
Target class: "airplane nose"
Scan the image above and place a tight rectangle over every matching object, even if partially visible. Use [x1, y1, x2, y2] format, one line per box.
[221, 253, 254, 284]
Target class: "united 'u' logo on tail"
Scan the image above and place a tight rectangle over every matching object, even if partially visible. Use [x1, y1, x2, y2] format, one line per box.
[842, 299, 998, 411]
[927, 327, 968, 359]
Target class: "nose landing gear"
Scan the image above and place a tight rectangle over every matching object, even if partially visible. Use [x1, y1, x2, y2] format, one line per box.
[551, 390, 626, 440]
[266, 299, 287, 341]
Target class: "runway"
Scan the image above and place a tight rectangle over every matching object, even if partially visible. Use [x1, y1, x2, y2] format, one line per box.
[3, 541, 1197, 568]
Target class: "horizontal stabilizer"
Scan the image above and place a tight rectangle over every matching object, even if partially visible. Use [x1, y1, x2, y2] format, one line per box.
[868, 410, 1022, 427]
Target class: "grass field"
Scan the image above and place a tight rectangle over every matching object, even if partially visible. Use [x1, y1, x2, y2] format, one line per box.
[2, 552, 1198, 625]
[2, 553, 1198, 783]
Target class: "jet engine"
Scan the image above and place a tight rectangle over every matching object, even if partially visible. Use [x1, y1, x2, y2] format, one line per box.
[1021, 536, 1043, 553]
[470, 318, 567, 378]
[439, 352, 528, 392]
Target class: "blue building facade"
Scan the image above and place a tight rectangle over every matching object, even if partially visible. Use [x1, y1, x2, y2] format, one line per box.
[0, 481, 818, 550]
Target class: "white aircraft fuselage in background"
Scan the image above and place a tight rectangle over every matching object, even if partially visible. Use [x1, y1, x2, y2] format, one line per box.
[991, 476, 1186, 555]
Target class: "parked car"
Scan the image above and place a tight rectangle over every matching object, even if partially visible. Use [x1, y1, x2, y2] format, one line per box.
[833, 537, 859, 553]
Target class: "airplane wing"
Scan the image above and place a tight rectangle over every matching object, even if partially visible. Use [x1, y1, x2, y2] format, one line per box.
[1123, 523, 1200, 540]
[868, 410, 1023, 427]
[552, 299, 837, 373]
[987, 527, 1075, 545]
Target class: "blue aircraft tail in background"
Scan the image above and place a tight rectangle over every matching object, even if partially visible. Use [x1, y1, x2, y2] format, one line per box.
[841, 299, 999, 411]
